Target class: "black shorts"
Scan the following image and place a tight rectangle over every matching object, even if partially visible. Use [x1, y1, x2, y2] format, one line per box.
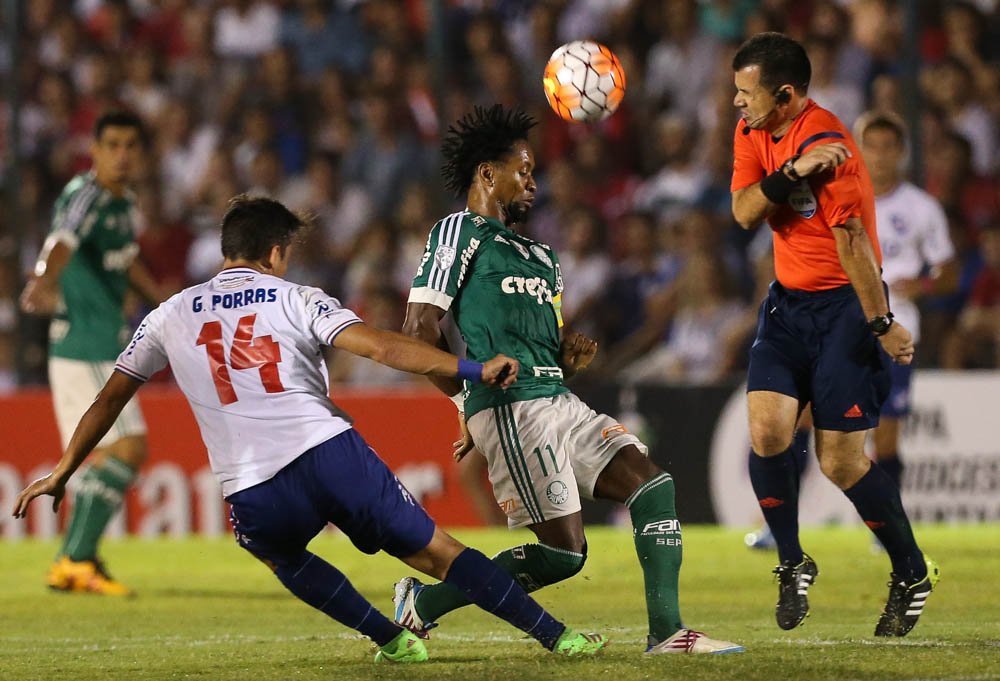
[747, 281, 892, 432]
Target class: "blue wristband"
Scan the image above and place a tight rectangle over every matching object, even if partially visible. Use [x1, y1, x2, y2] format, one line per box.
[457, 358, 484, 384]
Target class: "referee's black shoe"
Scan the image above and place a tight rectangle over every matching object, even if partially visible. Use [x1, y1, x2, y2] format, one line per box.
[874, 557, 940, 637]
[773, 554, 819, 630]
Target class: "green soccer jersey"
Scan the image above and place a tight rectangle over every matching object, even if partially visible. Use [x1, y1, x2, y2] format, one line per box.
[46, 173, 140, 361]
[409, 209, 568, 417]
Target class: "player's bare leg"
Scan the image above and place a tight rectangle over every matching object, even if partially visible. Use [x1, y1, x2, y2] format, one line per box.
[49, 435, 147, 596]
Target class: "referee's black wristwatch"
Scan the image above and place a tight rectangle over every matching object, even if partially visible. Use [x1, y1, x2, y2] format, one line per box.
[781, 155, 802, 181]
[868, 312, 894, 336]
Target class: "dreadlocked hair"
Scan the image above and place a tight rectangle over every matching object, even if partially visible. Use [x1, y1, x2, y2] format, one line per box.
[441, 104, 538, 196]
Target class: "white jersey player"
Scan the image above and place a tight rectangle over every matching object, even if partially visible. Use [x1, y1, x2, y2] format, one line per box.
[115, 268, 362, 496]
[876, 184, 954, 347]
[857, 112, 955, 493]
[14, 195, 609, 663]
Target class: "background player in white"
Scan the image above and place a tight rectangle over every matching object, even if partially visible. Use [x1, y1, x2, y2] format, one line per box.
[13, 195, 606, 662]
[856, 112, 956, 499]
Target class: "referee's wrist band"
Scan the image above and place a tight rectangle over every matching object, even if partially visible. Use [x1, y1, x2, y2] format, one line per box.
[457, 358, 483, 383]
[760, 168, 797, 204]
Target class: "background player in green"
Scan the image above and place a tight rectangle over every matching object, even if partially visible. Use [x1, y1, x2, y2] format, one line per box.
[20, 110, 164, 595]
[395, 105, 743, 655]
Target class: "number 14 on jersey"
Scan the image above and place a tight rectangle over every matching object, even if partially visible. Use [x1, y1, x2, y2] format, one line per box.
[196, 314, 285, 405]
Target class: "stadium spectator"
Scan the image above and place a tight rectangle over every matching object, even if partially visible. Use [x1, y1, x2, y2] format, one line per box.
[156, 100, 220, 218]
[279, 0, 370, 78]
[119, 47, 169, 126]
[644, 0, 719, 122]
[603, 211, 682, 346]
[622, 251, 744, 385]
[632, 114, 711, 225]
[803, 34, 863, 129]
[924, 129, 1000, 233]
[134, 186, 195, 298]
[212, 0, 280, 61]
[341, 90, 425, 219]
[922, 57, 997, 175]
[556, 206, 612, 340]
[942, 223, 1000, 369]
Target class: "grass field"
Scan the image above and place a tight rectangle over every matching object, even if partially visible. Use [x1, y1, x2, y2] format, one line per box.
[1, 525, 998, 681]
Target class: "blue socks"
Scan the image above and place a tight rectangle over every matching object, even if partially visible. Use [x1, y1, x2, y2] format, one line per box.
[749, 445, 804, 565]
[275, 551, 402, 647]
[877, 454, 903, 489]
[844, 464, 926, 582]
[444, 548, 566, 650]
[268, 547, 567, 650]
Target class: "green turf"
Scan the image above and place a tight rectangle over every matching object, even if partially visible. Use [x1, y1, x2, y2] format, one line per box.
[1, 525, 998, 681]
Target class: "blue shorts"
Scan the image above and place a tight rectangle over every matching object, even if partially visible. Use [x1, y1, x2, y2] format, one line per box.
[226, 429, 435, 567]
[880, 360, 913, 418]
[747, 281, 892, 432]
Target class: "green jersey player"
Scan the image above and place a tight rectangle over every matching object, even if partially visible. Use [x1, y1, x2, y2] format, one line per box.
[394, 105, 744, 655]
[20, 111, 163, 595]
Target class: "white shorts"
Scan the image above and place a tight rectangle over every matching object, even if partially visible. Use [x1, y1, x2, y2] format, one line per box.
[49, 357, 147, 449]
[467, 392, 647, 529]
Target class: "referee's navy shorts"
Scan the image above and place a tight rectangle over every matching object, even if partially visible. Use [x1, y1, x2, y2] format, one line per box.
[747, 281, 892, 432]
[226, 429, 436, 567]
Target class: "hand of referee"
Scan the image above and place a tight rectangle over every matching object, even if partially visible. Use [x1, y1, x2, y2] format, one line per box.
[792, 143, 852, 178]
[482, 354, 520, 388]
[879, 322, 915, 365]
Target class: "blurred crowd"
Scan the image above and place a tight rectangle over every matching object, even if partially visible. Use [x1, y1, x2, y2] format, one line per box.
[1, 0, 998, 389]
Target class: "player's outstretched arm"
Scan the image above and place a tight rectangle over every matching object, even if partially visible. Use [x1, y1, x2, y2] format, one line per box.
[402, 301, 464, 397]
[334, 322, 518, 388]
[12, 371, 142, 518]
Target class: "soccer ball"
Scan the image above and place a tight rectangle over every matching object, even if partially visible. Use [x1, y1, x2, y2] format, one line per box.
[542, 40, 626, 123]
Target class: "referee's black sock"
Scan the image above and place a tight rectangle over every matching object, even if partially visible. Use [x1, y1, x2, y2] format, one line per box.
[843, 463, 926, 582]
[749, 446, 803, 565]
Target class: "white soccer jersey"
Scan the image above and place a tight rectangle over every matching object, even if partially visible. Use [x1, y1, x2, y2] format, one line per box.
[116, 267, 362, 497]
[876, 182, 954, 344]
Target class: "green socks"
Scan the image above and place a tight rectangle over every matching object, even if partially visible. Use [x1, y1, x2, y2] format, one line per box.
[60, 456, 136, 561]
[415, 542, 586, 623]
[627, 472, 684, 640]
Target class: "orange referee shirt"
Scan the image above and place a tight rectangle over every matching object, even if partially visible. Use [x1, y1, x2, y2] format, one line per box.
[731, 100, 881, 291]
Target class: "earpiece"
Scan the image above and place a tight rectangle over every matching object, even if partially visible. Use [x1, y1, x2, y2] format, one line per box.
[774, 88, 791, 105]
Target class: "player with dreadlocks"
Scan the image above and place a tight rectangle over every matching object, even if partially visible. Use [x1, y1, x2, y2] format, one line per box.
[394, 104, 744, 655]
